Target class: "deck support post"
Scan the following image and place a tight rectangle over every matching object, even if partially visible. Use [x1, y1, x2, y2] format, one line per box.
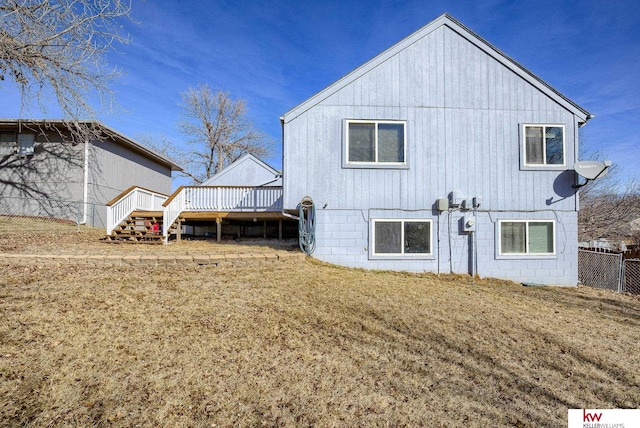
[278, 220, 283, 240]
[216, 218, 222, 242]
[176, 221, 181, 243]
[263, 220, 267, 239]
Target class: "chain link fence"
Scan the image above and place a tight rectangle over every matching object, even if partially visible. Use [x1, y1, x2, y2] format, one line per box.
[0, 196, 106, 233]
[622, 259, 640, 295]
[578, 249, 640, 295]
[578, 249, 623, 292]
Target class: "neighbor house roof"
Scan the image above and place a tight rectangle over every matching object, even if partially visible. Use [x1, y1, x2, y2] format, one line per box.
[0, 119, 182, 171]
[283, 13, 592, 124]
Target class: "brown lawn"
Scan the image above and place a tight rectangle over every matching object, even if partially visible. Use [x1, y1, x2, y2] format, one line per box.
[1, 223, 639, 427]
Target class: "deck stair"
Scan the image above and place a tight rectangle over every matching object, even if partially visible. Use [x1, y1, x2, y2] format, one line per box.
[106, 211, 164, 243]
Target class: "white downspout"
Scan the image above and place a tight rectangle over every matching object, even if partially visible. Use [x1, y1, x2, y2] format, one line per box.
[81, 139, 89, 225]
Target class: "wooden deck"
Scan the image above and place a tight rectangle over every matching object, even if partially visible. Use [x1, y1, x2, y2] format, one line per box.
[107, 186, 292, 243]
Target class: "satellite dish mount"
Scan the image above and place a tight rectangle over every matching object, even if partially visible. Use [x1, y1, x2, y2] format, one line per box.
[573, 160, 612, 188]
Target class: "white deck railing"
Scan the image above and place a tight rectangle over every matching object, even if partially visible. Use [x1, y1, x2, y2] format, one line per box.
[106, 187, 168, 235]
[162, 186, 283, 237]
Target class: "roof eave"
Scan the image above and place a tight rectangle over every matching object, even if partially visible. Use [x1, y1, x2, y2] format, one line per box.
[0, 118, 183, 171]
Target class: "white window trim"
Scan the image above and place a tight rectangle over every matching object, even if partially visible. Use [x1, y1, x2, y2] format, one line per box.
[344, 119, 408, 168]
[521, 124, 566, 168]
[371, 218, 433, 258]
[497, 219, 556, 257]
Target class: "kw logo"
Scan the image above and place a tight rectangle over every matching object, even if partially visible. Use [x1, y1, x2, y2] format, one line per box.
[583, 409, 603, 422]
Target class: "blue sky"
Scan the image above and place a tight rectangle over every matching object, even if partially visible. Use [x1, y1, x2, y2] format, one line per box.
[2, 0, 639, 188]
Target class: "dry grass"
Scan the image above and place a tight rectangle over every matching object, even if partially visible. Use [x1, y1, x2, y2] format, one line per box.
[1, 225, 639, 427]
[0, 217, 298, 255]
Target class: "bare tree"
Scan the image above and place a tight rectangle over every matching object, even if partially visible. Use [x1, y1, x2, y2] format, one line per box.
[579, 180, 640, 245]
[0, 0, 131, 119]
[577, 144, 640, 246]
[152, 84, 273, 184]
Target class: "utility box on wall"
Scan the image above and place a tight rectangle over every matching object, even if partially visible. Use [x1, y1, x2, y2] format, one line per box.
[436, 197, 449, 211]
[462, 214, 476, 232]
[450, 190, 463, 207]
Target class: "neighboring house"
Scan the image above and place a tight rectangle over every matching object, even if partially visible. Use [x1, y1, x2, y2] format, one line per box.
[0, 119, 181, 228]
[201, 153, 282, 187]
[281, 14, 592, 286]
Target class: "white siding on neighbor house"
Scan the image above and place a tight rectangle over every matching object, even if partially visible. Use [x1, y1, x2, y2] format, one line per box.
[201, 154, 281, 187]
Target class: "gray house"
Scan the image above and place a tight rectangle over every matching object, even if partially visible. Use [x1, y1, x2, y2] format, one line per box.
[0, 119, 180, 228]
[282, 14, 592, 286]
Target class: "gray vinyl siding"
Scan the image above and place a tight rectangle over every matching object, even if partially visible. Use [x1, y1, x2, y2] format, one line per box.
[87, 138, 172, 227]
[312, 209, 577, 286]
[0, 123, 174, 228]
[282, 20, 584, 285]
[88, 138, 171, 201]
[0, 131, 84, 201]
[284, 26, 578, 212]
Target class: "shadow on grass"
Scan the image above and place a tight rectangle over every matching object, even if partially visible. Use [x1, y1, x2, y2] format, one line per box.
[307, 292, 638, 426]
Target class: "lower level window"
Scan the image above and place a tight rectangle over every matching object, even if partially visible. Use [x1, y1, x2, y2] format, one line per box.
[372, 219, 432, 256]
[499, 220, 554, 255]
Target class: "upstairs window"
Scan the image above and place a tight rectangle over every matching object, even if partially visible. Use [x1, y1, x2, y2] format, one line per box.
[18, 133, 35, 156]
[499, 220, 555, 255]
[0, 132, 35, 156]
[522, 124, 564, 166]
[346, 120, 405, 165]
[0, 132, 16, 156]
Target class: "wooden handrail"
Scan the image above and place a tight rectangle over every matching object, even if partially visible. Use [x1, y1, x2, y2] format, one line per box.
[162, 186, 187, 207]
[106, 186, 170, 206]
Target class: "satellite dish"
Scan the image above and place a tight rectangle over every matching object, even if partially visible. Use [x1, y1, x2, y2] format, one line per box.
[573, 160, 612, 188]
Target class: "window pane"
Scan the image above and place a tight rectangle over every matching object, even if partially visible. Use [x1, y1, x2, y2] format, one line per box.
[0, 132, 15, 156]
[529, 222, 554, 253]
[375, 221, 401, 254]
[18, 134, 35, 156]
[545, 127, 563, 165]
[404, 222, 430, 254]
[525, 126, 543, 164]
[501, 222, 526, 253]
[348, 123, 374, 162]
[0, 132, 15, 143]
[378, 123, 404, 163]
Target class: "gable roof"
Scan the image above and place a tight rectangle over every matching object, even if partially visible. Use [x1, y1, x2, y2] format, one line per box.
[0, 119, 182, 171]
[283, 13, 591, 124]
[201, 153, 281, 186]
